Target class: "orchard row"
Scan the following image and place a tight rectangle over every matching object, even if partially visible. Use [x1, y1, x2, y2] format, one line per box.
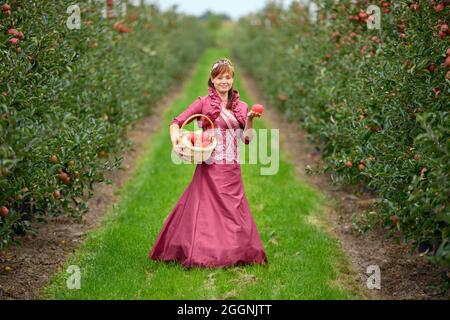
[0, 1, 209, 248]
[232, 0, 449, 267]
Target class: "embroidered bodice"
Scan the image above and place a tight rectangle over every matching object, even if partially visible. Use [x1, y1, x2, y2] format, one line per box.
[207, 100, 246, 164]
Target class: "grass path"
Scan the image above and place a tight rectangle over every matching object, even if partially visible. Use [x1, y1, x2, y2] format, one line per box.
[40, 48, 363, 300]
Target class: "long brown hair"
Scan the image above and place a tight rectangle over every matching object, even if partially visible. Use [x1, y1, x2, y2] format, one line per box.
[207, 58, 235, 109]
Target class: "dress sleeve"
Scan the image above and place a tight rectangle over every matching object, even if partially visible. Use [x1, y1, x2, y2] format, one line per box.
[239, 103, 251, 145]
[170, 97, 203, 127]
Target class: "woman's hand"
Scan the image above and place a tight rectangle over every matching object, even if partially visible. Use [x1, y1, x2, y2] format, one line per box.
[171, 138, 179, 150]
[170, 124, 182, 150]
[171, 132, 182, 152]
[247, 110, 262, 120]
[172, 135, 182, 151]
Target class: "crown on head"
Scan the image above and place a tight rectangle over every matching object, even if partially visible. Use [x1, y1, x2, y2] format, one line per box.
[210, 58, 233, 73]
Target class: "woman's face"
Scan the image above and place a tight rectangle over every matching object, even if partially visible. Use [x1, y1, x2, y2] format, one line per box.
[211, 72, 234, 95]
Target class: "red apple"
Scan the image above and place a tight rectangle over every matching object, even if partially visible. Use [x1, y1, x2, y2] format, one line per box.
[59, 172, 69, 181]
[1, 4, 11, 12]
[444, 56, 450, 68]
[193, 136, 203, 147]
[202, 140, 211, 148]
[8, 37, 19, 45]
[358, 12, 368, 21]
[409, 3, 419, 11]
[0, 206, 9, 218]
[202, 131, 211, 143]
[252, 104, 264, 115]
[189, 131, 203, 146]
[434, 3, 445, 13]
[7, 28, 18, 36]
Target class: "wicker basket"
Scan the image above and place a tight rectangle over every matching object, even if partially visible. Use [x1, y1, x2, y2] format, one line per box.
[174, 114, 217, 164]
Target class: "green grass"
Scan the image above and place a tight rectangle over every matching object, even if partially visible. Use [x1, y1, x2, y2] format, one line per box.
[40, 48, 364, 300]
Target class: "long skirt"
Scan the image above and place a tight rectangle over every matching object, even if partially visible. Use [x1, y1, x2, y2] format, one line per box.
[149, 162, 268, 268]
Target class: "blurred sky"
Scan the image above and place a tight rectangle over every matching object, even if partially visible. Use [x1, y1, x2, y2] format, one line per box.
[135, 0, 308, 21]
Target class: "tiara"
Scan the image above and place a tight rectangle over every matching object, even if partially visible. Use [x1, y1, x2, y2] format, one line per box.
[210, 59, 233, 73]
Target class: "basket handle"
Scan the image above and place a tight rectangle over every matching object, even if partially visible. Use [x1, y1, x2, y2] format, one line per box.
[180, 114, 215, 131]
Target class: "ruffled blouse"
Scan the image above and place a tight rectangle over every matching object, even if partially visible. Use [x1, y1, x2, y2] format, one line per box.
[199, 86, 247, 131]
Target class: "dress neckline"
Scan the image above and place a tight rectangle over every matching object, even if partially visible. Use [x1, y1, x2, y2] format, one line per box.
[220, 100, 231, 111]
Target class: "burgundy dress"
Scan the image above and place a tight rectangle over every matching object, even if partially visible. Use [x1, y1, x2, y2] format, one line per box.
[148, 88, 268, 269]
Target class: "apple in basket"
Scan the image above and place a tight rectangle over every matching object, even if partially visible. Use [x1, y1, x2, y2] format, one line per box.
[192, 130, 203, 147]
[189, 132, 196, 145]
[183, 130, 213, 148]
[185, 131, 201, 145]
[252, 104, 264, 115]
[202, 131, 213, 146]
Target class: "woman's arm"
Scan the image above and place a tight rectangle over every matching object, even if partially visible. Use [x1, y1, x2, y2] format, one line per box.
[170, 97, 203, 127]
[240, 104, 260, 144]
[170, 123, 181, 148]
[169, 97, 203, 147]
[242, 117, 254, 144]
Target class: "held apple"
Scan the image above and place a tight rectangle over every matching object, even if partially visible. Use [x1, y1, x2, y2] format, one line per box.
[251, 104, 264, 115]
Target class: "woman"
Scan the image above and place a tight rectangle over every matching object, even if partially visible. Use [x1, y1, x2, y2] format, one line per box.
[148, 58, 268, 269]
